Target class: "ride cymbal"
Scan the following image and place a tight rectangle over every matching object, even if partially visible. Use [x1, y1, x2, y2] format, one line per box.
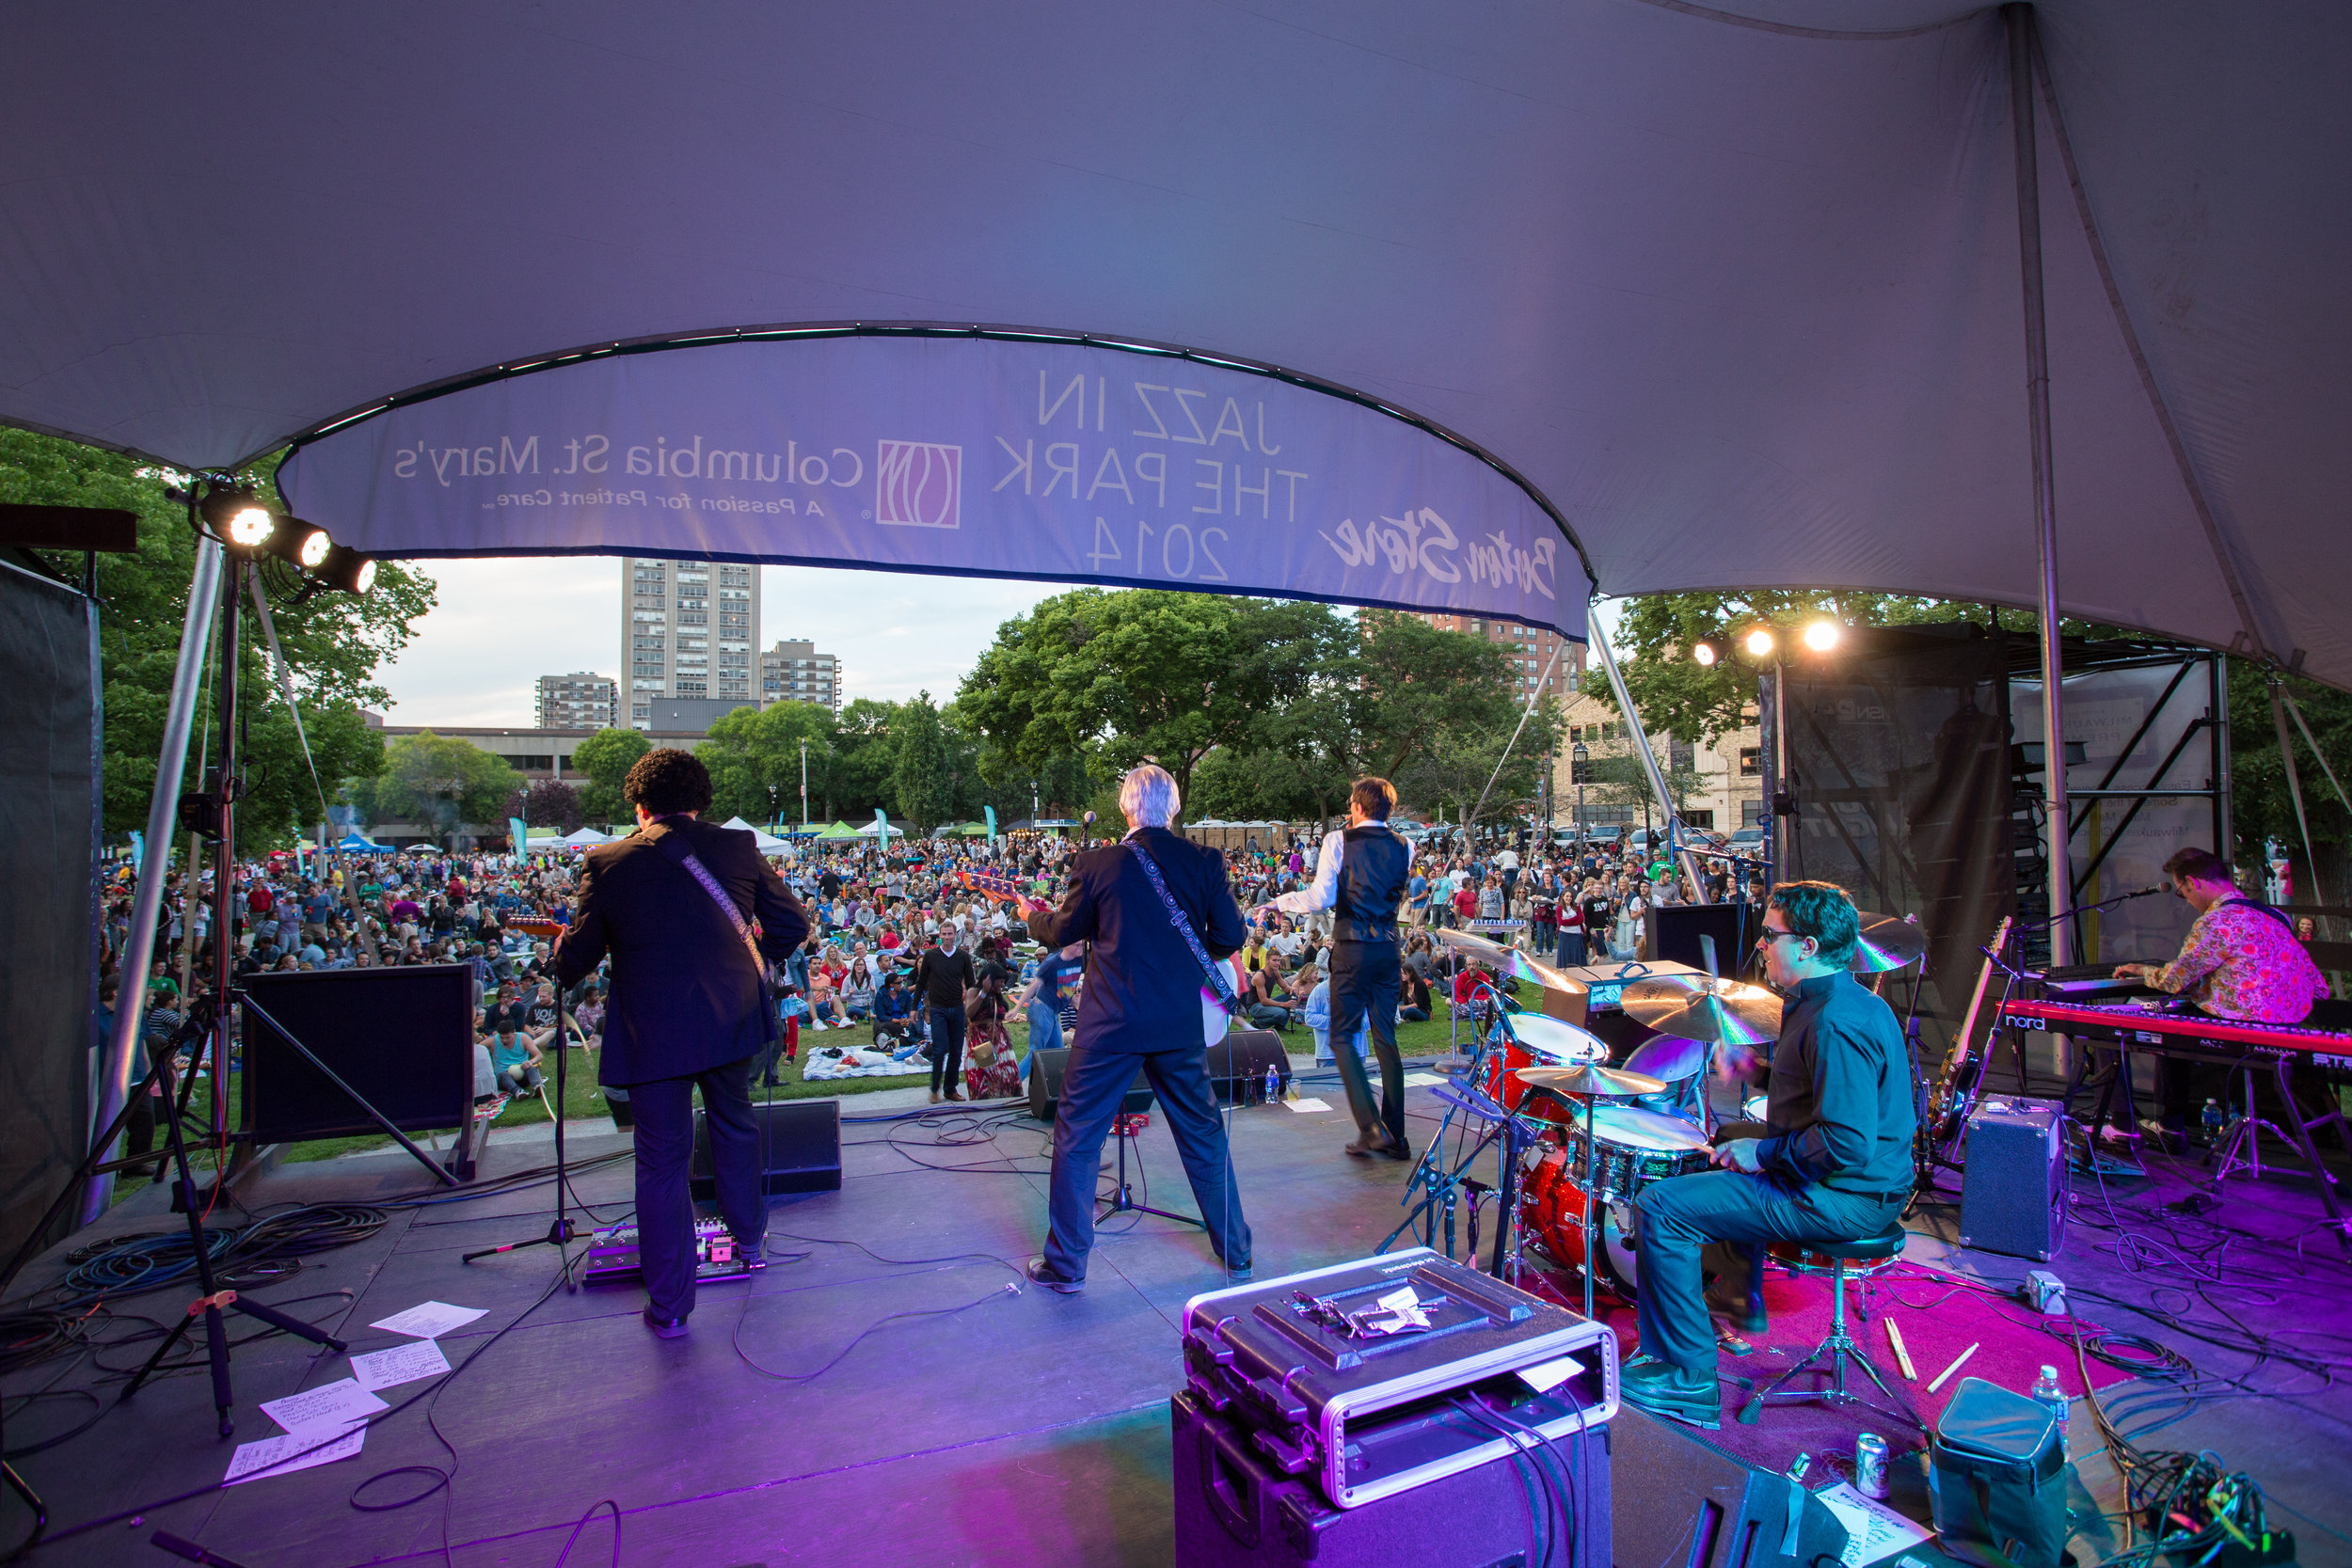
[1620, 974, 1781, 1046]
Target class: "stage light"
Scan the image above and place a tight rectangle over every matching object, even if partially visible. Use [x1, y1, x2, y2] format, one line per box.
[316, 544, 377, 594]
[1803, 620, 1841, 652]
[1691, 638, 1720, 668]
[295, 525, 333, 568]
[1744, 626, 1776, 657]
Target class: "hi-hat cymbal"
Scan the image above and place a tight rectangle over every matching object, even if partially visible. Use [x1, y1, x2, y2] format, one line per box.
[1621, 1034, 1709, 1084]
[1512, 1063, 1666, 1099]
[1620, 974, 1782, 1046]
[1851, 911, 1928, 974]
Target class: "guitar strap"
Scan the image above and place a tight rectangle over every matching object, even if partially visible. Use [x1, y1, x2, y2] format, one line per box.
[654, 825, 780, 1045]
[1126, 837, 1245, 1018]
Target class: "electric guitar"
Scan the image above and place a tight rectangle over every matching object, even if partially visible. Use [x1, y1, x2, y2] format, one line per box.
[951, 869, 1245, 1046]
[1926, 913, 2010, 1152]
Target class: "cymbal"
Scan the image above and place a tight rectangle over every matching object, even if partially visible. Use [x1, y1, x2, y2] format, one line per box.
[1512, 1063, 1666, 1099]
[1621, 1034, 1709, 1084]
[1620, 974, 1781, 1047]
[1436, 928, 1588, 997]
[1851, 911, 1928, 974]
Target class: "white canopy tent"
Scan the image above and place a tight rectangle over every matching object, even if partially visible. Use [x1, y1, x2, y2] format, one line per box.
[720, 816, 793, 857]
[4, 1, 2344, 681]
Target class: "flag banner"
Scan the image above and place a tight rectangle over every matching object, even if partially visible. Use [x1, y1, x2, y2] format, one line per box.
[984, 806, 997, 843]
[278, 332, 1585, 640]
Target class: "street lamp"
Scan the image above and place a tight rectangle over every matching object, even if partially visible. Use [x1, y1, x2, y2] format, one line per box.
[799, 738, 809, 831]
[1571, 739, 1589, 843]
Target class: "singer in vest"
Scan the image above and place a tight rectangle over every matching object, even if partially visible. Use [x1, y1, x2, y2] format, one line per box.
[1017, 765, 1252, 1293]
[551, 750, 809, 1338]
[1261, 777, 1414, 1160]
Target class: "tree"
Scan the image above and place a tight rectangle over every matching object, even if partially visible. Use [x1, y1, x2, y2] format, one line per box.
[890, 692, 954, 833]
[698, 700, 834, 824]
[351, 732, 519, 847]
[1, 427, 436, 847]
[958, 590, 1332, 811]
[570, 726, 650, 822]
[2228, 666, 2352, 906]
[1353, 610, 1521, 782]
[827, 699, 898, 819]
[505, 778, 584, 834]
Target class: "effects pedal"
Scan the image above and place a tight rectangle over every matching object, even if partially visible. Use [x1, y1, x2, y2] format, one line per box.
[580, 1217, 753, 1287]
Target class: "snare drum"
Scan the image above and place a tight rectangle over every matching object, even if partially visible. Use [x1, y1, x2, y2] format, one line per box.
[1517, 1105, 1711, 1303]
[1477, 1012, 1608, 1113]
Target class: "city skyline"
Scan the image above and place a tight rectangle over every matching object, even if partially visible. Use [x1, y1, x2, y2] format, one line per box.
[369, 558, 1616, 730]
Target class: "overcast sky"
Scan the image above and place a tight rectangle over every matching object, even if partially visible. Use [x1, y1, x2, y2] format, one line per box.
[373, 560, 1623, 726]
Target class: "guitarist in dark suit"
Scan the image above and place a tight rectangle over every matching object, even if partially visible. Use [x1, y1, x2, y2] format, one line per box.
[1017, 765, 1252, 1292]
[552, 749, 808, 1338]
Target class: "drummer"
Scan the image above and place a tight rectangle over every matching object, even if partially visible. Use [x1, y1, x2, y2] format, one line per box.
[1621, 880, 1916, 1430]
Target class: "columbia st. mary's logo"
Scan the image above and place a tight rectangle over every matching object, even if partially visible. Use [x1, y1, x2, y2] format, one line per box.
[875, 441, 961, 529]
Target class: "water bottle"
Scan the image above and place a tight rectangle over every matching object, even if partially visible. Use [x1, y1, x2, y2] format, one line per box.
[1264, 1063, 1281, 1104]
[2201, 1098, 2224, 1143]
[2029, 1365, 2069, 1448]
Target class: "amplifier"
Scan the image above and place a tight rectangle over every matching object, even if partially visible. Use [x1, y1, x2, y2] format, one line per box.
[1181, 1247, 1617, 1510]
[1172, 1387, 1609, 1568]
[1958, 1098, 2064, 1261]
[690, 1097, 841, 1197]
[1607, 1406, 1855, 1568]
[1025, 1049, 1152, 1121]
[581, 1217, 752, 1287]
[1546, 958, 1704, 1016]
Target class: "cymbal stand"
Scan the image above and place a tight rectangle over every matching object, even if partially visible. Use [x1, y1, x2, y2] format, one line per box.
[2208, 1064, 2296, 1188]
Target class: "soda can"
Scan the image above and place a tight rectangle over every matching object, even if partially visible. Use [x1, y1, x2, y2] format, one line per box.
[1853, 1432, 1890, 1500]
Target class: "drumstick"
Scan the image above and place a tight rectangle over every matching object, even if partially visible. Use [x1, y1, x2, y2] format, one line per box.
[1924, 1341, 1979, 1395]
[1884, 1318, 1917, 1381]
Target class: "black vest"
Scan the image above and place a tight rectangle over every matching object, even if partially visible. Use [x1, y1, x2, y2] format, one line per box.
[1332, 825, 1410, 945]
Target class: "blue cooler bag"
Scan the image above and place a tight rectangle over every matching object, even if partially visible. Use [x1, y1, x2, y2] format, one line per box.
[1929, 1376, 2069, 1568]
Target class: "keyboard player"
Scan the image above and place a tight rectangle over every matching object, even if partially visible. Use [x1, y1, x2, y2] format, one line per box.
[2106, 847, 2330, 1142]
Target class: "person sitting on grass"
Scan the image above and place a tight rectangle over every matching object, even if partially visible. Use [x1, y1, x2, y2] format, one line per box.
[486, 1020, 550, 1098]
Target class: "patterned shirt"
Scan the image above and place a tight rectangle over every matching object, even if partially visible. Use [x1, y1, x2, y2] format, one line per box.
[2149, 899, 2330, 1023]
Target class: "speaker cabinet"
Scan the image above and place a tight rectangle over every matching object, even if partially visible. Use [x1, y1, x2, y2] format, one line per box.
[239, 965, 476, 1144]
[1609, 1406, 1852, 1568]
[691, 1097, 842, 1196]
[1025, 1048, 1152, 1121]
[1958, 1097, 2063, 1260]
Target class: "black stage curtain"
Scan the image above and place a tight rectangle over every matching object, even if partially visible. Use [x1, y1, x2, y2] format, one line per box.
[1780, 627, 2014, 1061]
[0, 558, 101, 1262]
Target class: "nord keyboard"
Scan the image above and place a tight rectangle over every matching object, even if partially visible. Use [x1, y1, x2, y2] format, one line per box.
[1997, 998, 2352, 1069]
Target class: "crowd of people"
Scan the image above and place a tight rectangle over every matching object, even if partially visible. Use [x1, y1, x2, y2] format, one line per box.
[92, 816, 1769, 1158]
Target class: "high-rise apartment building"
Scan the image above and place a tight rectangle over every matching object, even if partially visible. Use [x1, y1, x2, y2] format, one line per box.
[1409, 613, 1582, 700]
[534, 672, 618, 731]
[620, 558, 760, 728]
[759, 640, 842, 714]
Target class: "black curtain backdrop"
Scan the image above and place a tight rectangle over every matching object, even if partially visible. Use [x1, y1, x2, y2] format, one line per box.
[1782, 626, 2015, 1061]
[0, 557, 101, 1263]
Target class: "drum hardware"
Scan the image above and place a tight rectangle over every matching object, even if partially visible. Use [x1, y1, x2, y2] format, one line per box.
[1477, 1012, 1611, 1113]
[1381, 978, 1522, 1263]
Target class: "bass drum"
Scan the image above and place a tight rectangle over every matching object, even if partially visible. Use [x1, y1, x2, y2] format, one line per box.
[1517, 1145, 1640, 1302]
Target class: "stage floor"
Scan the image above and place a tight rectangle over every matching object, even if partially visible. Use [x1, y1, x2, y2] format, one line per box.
[8, 1060, 2352, 1567]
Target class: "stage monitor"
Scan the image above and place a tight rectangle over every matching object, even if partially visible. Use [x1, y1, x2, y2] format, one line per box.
[240, 965, 476, 1143]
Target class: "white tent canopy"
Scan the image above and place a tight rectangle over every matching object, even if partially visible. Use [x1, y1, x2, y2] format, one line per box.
[721, 816, 791, 856]
[4, 3, 2347, 681]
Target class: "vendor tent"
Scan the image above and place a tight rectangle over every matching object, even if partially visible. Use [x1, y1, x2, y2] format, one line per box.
[721, 816, 793, 855]
[557, 827, 615, 847]
[333, 833, 395, 856]
[5, 3, 2347, 683]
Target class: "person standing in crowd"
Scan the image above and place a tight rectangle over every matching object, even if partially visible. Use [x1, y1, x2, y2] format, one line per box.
[1020, 766, 1250, 1292]
[916, 925, 977, 1103]
[552, 749, 808, 1339]
[1263, 777, 1415, 1163]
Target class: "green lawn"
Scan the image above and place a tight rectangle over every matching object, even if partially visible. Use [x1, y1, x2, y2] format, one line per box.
[117, 993, 1493, 1191]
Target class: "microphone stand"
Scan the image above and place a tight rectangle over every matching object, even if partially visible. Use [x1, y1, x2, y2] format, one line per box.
[464, 929, 580, 1284]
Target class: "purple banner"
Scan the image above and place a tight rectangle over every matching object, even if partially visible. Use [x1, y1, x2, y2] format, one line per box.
[278, 333, 1584, 639]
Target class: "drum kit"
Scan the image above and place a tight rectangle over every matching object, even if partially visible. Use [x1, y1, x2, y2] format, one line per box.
[1393, 913, 1924, 1320]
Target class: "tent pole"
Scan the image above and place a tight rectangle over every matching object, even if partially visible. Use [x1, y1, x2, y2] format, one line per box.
[1586, 600, 1708, 903]
[2008, 1, 2071, 973]
[82, 535, 225, 1224]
